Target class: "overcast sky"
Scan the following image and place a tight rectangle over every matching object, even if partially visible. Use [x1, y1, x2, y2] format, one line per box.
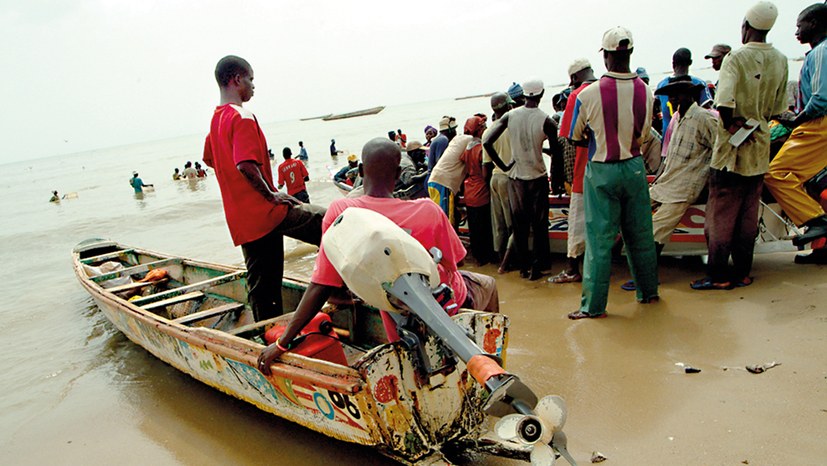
[0, 0, 817, 164]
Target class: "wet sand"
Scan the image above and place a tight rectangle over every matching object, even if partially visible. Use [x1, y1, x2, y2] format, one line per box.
[478, 251, 827, 465]
[5, 249, 825, 466]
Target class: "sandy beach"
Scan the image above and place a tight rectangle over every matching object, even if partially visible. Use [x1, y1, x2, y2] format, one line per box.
[479, 251, 827, 465]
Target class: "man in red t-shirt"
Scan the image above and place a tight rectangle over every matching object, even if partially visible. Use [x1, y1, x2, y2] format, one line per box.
[548, 60, 596, 284]
[460, 115, 495, 265]
[203, 55, 326, 321]
[277, 147, 310, 203]
[257, 138, 499, 373]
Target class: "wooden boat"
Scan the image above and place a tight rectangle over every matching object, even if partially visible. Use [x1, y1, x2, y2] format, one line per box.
[456, 182, 802, 257]
[322, 106, 385, 121]
[300, 113, 333, 121]
[72, 239, 517, 465]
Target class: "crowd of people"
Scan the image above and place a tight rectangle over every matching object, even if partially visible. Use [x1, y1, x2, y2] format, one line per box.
[171, 160, 207, 180]
[198, 2, 827, 368]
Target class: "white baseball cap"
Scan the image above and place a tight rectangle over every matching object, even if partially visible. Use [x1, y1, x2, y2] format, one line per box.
[522, 78, 544, 97]
[600, 26, 634, 52]
[568, 58, 591, 77]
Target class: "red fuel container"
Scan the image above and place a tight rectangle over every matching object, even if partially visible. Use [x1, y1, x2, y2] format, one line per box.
[264, 312, 348, 366]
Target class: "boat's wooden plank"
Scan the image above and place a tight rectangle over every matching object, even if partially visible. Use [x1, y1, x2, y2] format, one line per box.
[173, 302, 244, 325]
[81, 249, 135, 264]
[105, 278, 168, 294]
[227, 316, 284, 337]
[91, 258, 180, 283]
[142, 291, 205, 311]
[130, 271, 245, 307]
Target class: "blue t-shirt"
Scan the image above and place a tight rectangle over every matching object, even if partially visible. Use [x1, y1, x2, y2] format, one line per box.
[799, 37, 827, 119]
[427, 134, 449, 171]
[130, 177, 144, 193]
[656, 75, 712, 131]
[298, 147, 308, 161]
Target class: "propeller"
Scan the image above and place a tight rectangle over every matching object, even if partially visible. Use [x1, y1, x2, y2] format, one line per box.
[492, 395, 576, 466]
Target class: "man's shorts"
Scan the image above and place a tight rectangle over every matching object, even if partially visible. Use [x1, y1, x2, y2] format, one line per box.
[428, 182, 454, 223]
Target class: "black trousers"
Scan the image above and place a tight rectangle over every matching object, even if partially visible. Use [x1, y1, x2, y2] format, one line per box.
[466, 203, 495, 265]
[241, 203, 325, 320]
[507, 176, 550, 273]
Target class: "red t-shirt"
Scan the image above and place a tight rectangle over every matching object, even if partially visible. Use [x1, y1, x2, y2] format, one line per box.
[460, 142, 490, 207]
[203, 104, 287, 246]
[311, 196, 468, 309]
[277, 159, 309, 195]
[559, 82, 592, 194]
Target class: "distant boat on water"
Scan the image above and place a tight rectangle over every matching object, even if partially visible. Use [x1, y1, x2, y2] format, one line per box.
[322, 106, 385, 121]
[300, 113, 332, 121]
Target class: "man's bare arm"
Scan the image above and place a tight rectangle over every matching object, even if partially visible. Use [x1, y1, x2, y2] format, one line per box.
[482, 115, 514, 172]
[237, 161, 300, 206]
[257, 283, 333, 374]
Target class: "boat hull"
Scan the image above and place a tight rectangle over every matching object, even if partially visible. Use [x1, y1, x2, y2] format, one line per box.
[73, 242, 510, 464]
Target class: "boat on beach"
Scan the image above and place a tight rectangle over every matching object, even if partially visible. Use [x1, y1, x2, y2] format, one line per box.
[72, 239, 559, 465]
[322, 106, 385, 121]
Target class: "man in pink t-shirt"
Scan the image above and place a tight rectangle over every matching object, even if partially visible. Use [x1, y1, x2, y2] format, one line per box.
[257, 138, 499, 374]
[277, 147, 310, 203]
[203, 55, 325, 321]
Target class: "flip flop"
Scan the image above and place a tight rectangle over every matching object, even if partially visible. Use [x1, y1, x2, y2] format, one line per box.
[690, 277, 732, 290]
[548, 271, 582, 284]
[734, 276, 754, 287]
[620, 279, 636, 291]
[567, 310, 607, 320]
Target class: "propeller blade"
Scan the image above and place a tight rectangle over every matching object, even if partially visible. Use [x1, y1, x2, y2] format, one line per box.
[552, 431, 578, 466]
[535, 395, 567, 433]
[530, 442, 557, 466]
[494, 413, 524, 441]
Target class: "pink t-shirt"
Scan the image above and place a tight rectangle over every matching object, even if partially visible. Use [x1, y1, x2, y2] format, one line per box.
[311, 196, 468, 311]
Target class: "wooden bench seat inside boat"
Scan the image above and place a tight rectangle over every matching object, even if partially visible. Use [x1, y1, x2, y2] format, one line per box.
[130, 271, 245, 308]
[81, 249, 135, 265]
[173, 302, 245, 325]
[142, 291, 205, 311]
[92, 258, 180, 283]
[106, 279, 169, 294]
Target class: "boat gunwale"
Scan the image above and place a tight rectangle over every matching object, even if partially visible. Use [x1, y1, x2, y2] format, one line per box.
[72, 243, 365, 392]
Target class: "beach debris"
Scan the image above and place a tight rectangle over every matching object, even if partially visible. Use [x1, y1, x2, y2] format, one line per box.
[746, 361, 781, 374]
[675, 362, 701, 374]
[591, 451, 608, 463]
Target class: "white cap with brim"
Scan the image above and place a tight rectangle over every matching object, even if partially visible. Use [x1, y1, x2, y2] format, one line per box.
[745, 1, 778, 31]
[600, 26, 634, 52]
[523, 78, 544, 97]
[568, 58, 591, 78]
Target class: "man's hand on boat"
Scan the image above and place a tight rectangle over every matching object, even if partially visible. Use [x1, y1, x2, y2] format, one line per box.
[257, 283, 332, 376]
[257, 344, 285, 375]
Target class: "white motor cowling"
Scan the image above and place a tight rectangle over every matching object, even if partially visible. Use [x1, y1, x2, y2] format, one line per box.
[322, 207, 440, 312]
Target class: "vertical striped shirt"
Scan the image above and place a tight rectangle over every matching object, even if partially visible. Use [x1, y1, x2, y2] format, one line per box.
[570, 72, 653, 163]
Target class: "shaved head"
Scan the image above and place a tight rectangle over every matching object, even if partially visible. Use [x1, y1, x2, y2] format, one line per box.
[360, 138, 401, 195]
[215, 55, 251, 87]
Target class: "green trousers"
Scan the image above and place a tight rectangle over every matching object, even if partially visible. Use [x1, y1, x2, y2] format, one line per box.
[581, 157, 659, 314]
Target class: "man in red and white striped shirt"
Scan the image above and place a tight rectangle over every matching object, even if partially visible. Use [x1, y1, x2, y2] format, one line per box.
[566, 27, 660, 319]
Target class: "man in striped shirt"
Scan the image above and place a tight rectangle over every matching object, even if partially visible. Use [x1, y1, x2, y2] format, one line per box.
[566, 26, 660, 319]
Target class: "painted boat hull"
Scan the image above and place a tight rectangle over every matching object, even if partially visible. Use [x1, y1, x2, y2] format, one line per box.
[458, 196, 800, 257]
[72, 240, 510, 465]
